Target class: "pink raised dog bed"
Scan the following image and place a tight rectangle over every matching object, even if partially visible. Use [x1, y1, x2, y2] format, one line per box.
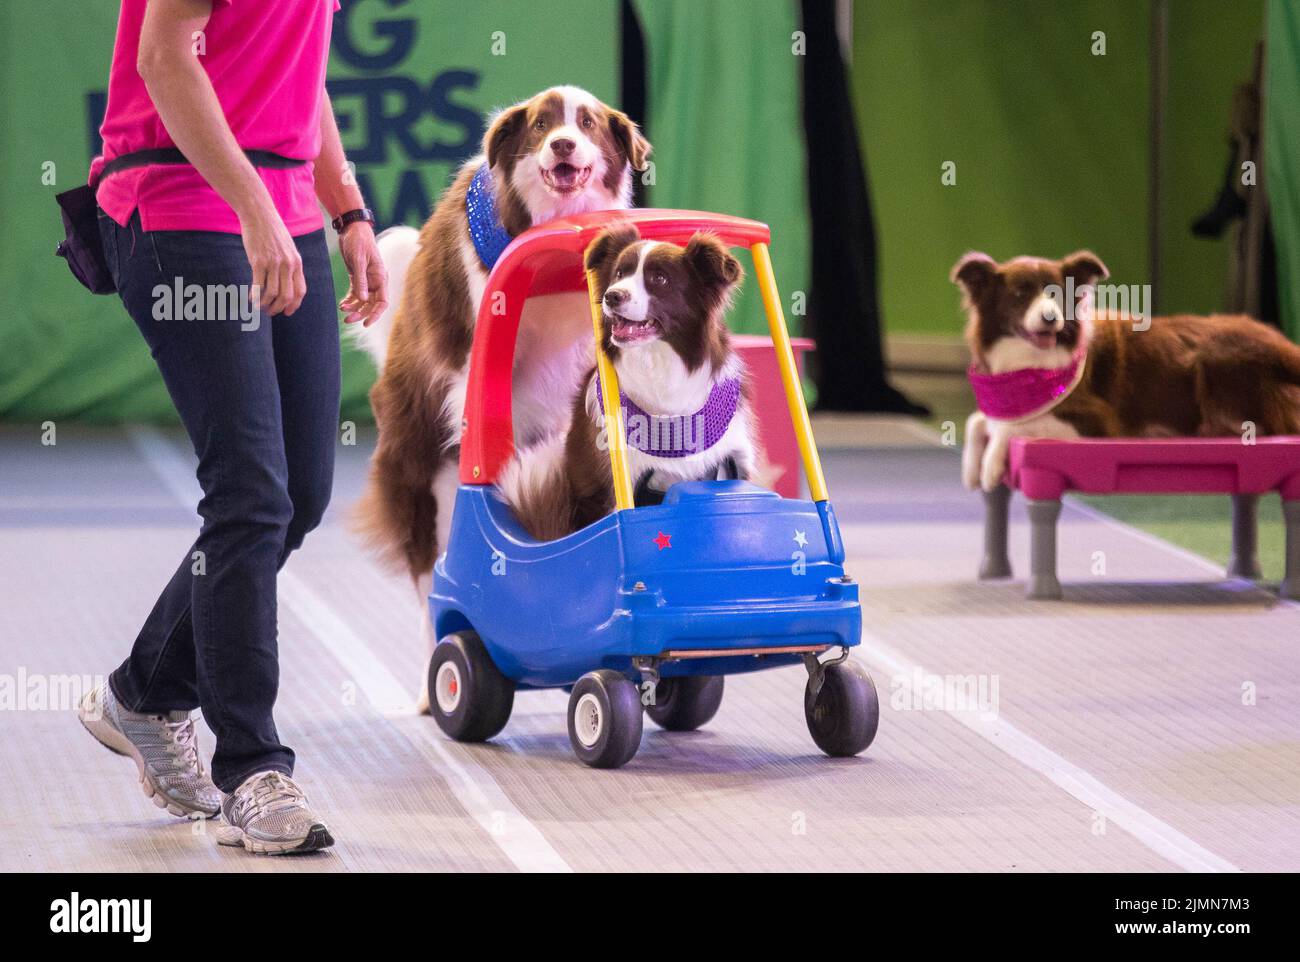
[980, 437, 1300, 599]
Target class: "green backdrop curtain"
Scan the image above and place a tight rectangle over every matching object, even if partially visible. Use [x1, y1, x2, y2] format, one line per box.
[631, 0, 811, 338]
[853, 0, 1267, 338]
[0, 0, 621, 423]
[1268, 0, 1300, 341]
[4, 1, 1291, 422]
[1, 0, 810, 424]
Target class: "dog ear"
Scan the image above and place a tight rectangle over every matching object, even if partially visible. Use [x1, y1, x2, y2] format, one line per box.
[685, 233, 743, 289]
[951, 251, 998, 299]
[584, 222, 641, 278]
[484, 103, 529, 171]
[607, 109, 652, 171]
[1062, 250, 1109, 287]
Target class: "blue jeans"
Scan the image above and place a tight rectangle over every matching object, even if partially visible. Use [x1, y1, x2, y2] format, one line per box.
[99, 210, 340, 791]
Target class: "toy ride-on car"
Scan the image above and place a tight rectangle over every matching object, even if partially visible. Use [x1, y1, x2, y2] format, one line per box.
[427, 208, 879, 768]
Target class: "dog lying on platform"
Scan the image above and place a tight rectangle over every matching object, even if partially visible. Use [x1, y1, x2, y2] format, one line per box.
[954, 250, 1300, 492]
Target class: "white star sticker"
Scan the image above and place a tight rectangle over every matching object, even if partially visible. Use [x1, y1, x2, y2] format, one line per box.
[793, 530, 808, 548]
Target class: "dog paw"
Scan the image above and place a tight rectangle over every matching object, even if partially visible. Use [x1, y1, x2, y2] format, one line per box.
[980, 466, 1006, 493]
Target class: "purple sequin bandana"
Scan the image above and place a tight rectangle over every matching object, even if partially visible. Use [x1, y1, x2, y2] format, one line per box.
[465, 164, 513, 270]
[968, 349, 1086, 421]
[597, 377, 741, 458]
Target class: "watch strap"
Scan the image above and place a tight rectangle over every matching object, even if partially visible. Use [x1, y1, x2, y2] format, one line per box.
[332, 207, 375, 232]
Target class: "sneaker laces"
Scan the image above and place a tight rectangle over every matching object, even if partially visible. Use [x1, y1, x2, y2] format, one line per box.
[235, 773, 307, 822]
[161, 716, 201, 772]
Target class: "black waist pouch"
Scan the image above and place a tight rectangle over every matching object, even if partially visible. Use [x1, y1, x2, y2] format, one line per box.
[55, 183, 115, 294]
[55, 148, 307, 295]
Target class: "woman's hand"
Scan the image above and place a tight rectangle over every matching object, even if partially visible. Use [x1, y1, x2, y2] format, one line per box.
[339, 222, 389, 326]
[241, 205, 307, 317]
[313, 94, 384, 325]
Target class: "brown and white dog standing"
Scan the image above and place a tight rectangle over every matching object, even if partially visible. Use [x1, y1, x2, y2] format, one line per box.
[955, 250, 1300, 491]
[499, 224, 760, 540]
[352, 87, 650, 706]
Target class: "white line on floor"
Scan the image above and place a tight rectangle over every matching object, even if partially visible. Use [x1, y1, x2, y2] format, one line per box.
[127, 425, 573, 873]
[275, 570, 572, 872]
[857, 634, 1241, 872]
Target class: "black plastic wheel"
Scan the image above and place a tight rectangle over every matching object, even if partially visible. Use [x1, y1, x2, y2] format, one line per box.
[567, 670, 643, 768]
[428, 631, 515, 742]
[804, 659, 879, 757]
[646, 675, 725, 731]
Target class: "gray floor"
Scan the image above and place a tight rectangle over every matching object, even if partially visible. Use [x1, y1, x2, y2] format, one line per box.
[1, 418, 1297, 872]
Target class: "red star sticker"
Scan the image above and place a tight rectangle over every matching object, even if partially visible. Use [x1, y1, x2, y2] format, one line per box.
[653, 531, 672, 550]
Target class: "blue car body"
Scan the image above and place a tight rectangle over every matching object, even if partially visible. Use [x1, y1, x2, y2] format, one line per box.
[430, 479, 861, 689]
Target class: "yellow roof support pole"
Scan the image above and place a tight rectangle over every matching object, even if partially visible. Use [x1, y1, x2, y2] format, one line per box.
[587, 268, 636, 511]
[750, 242, 828, 503]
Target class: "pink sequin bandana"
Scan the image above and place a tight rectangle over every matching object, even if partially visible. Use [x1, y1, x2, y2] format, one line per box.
[968, 349, 1086, 422]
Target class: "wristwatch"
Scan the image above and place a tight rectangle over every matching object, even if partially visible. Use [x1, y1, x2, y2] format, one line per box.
[331, 207, 375, 233]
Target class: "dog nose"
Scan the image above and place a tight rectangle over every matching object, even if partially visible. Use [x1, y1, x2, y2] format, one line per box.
[550, 138, 575, 158]
[604, 288, 629, 308]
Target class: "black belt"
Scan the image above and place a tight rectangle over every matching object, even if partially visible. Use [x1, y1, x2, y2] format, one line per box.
[93, 147, 307, 185]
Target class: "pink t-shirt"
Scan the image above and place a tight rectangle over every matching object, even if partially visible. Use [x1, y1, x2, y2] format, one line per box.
[92, 0, 340, 235]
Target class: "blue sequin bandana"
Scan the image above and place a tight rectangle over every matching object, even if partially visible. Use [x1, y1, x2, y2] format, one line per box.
[465, 164, 513, 270]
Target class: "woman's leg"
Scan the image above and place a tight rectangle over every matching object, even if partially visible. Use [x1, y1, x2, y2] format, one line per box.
[103, 212, 303, 791]
[273, 229, 340, 561]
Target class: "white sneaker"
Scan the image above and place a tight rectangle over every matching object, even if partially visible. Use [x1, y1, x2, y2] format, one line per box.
[217, 771, 334, 855]
[78, 682, 221, 818]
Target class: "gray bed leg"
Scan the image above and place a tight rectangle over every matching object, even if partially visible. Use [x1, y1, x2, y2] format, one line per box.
[1026, 498, 1063, 600]
[1227, 493, 1262, 580]
[1282, 500, 1300, 601]
[979, 485, 1013, 579]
